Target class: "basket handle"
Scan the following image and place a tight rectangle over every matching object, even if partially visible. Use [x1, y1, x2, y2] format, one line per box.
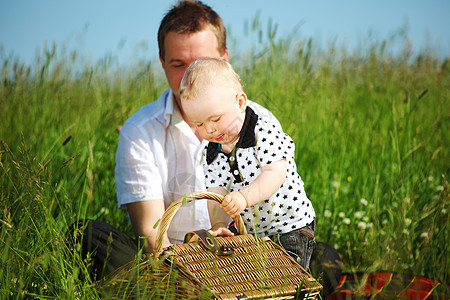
[153, 191, 247, 257]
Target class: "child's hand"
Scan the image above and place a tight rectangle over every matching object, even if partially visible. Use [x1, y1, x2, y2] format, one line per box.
[221, 191, 247, 218]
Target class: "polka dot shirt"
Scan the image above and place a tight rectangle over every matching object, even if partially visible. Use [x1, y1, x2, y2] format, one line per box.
[203, 107, 315, 237]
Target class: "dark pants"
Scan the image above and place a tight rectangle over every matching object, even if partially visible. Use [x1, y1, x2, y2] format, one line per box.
[269, 222, 315, 270]
[66, 219, 139, 281]
[67, 219, 342, 297]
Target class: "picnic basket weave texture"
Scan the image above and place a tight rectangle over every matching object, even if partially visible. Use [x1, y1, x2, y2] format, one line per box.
[100, 192, 322, 299]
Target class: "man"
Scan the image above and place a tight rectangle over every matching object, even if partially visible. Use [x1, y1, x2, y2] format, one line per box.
[115, 0, 281, 252]
[75, 2, 341, 295]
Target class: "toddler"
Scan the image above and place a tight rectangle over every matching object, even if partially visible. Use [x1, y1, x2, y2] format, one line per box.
[179, 57, 315, 269]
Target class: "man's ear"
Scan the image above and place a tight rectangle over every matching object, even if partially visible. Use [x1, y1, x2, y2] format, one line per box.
[222, 49, 230, 62]
[236, 92, 247, 110]
[159, 56, 165, 69]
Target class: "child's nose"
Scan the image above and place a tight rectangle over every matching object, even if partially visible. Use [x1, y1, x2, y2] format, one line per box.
[206, 123, 216, 133]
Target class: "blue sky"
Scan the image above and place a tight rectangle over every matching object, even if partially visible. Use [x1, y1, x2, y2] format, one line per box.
[1, 0, 449, 65]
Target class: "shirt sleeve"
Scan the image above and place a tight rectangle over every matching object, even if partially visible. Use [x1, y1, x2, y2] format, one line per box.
[115, 122, 164, 209]
[255, 120, 295, 167]
[247, 100, 283, 131]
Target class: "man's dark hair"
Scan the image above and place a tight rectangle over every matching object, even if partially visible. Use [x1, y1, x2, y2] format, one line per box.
[158, 0, 227, 61]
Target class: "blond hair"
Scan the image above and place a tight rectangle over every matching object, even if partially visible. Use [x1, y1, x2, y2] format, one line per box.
[179, 58, 243, 101]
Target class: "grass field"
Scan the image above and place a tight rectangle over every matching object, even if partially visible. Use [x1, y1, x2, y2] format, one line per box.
[1, 26, 449, 298]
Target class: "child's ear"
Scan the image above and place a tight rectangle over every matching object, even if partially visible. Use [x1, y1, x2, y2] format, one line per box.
[236, 92, 247, 110]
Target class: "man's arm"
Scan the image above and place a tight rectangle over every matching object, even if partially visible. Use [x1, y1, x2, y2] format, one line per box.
[126, 199, 171, 253]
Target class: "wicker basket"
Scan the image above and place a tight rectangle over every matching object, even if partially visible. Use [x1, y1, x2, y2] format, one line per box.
[99, 192, 322, 299]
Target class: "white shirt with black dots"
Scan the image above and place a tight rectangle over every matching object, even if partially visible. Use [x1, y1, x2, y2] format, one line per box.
[203, 107, 315, 237]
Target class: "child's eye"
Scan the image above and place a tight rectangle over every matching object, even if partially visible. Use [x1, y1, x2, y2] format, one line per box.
[212, 117, 221, 122]
[196, 123, 203, 127]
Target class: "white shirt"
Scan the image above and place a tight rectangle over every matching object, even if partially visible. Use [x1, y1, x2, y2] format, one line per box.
[203, 107, 315, 237]
[115, 89, 281, 244]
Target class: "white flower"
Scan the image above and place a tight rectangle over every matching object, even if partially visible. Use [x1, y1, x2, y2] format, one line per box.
[339, 212, 345, 218]
[382, 219, 388, 225]
[420, 232, 428, 239]
[363, 216, 369, 222]
[367, 223, 373, 229]
[357, 222, 366, 230]
[405, 218, 412, 226]
[436, 185, 444, 192]
[354, 211, 364, 219]
[324, 210, 332, 218]
[343, 218, 351, 225]
[360, 198, 368, 206]
[100, 207, 110, 215]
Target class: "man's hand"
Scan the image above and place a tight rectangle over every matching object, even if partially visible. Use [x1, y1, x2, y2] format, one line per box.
[208, 225, 235, 238]
[221, 191, 247, 218]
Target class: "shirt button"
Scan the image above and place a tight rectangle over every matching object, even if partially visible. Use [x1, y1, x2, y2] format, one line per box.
[199, 219, 205, 224]
[233, 170, 239, 175]
[230, 156, 235, 162]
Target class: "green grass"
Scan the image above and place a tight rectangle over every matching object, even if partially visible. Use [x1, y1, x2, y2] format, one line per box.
[1, 25, 449, 298]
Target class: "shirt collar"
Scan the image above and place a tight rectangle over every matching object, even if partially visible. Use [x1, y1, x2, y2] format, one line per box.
[206, 106, 258, 164]
[162, 89, 186, 129]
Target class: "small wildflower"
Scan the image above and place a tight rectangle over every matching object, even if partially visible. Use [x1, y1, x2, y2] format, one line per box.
[324, 210, 332, 218]
[363, 216, 369, 222]
[357, 222, 366, 230]
[427, 175, 434, 182]
[420, 232, 428, 239]
[354, 211, 364, 219]
[332, 181, 340, 188]
[367, 223, 373, 229]
[343, 218, 350, 225]
[382, 219, 388, 225]
[347, 176, 352, 182]
[442, 208, 447, 214]
[403, 197, 410, 204]
[334, 244, 339, 250]
[360, 198, 368, 206]
[405, 218, 412, 226]
[339, 212, 345, 218]
[436, 185, 444, 192]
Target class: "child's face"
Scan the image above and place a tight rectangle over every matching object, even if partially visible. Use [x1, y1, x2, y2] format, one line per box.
[182, 86, 247, 146]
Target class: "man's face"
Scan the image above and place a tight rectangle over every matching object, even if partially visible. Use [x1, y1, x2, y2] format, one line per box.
[160, 30, 229, 102]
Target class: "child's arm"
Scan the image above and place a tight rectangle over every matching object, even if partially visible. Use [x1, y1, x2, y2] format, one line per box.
[207, 186, 235, 237]
[221, 159, 287, 218]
